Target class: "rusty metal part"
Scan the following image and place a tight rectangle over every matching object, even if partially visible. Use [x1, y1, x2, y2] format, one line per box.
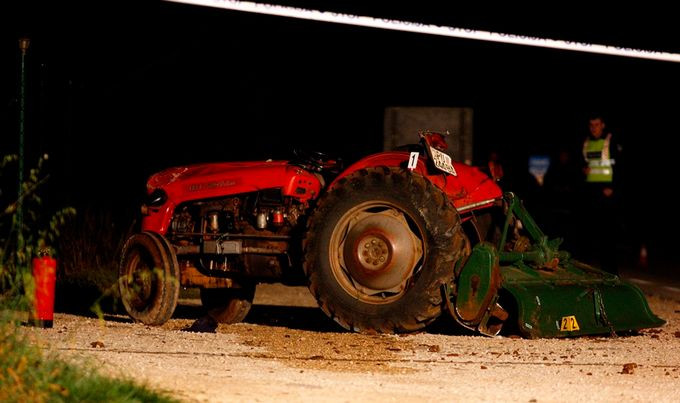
[479, 302, 510, 335]
[541, 257, 560, 271]
[243, 254, 286, 279]
[454, 243, 503, 325]
[330, 202, 423, 303]
[175, 242, 287, 256]
[512, 236, 531, 253]
[175, 245, 200, 255]
[241, 246, 287, 254]
[207, 211, 220, 232]
[180, 263, 236, 288]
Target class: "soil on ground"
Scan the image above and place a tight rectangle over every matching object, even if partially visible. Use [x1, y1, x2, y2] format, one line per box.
[21, 281, 680, 403]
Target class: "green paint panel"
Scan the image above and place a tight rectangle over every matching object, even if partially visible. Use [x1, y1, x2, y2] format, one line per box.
[455, 243, 499, 324]
[447, 192, 665, 338]
[501, 262, 665, 338]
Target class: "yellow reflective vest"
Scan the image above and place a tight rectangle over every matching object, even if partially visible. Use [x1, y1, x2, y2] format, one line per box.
[583, 133, 614, 183]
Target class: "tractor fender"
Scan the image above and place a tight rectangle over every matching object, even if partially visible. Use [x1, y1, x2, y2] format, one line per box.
[330, 151, 503, 211]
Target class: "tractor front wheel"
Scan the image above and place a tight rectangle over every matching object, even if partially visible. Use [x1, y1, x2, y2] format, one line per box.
[118, 232, 180, 325]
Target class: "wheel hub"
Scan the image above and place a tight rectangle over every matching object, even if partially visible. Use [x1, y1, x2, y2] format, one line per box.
[357, 235, 390, 270]
[341, 209, 423, 292]
[129, 254, 156, 309]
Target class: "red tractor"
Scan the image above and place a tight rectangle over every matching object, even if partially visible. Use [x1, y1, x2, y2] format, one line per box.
[119, 132, 663, 337]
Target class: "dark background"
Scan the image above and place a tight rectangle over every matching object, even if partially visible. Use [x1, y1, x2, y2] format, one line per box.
[2, 1, 679, 270]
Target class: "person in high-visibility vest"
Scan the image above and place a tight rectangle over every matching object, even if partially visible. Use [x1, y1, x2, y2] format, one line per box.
[583, 117, 616, 185]
[581, 114, 622, 274]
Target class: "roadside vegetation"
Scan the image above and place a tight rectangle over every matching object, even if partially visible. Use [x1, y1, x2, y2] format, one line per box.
[0, 317, 177, 403]
[0, 153, 177, 403]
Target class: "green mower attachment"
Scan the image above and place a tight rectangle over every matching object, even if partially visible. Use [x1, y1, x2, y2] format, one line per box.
[445, 193, 665, 338]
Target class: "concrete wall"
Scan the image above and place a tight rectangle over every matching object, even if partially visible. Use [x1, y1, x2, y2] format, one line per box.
[383, 107, 474, 164]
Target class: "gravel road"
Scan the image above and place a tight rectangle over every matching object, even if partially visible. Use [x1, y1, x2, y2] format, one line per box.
[23, 282, 680, 402]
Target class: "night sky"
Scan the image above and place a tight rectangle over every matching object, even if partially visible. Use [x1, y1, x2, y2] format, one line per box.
[2, 2, 680, 266]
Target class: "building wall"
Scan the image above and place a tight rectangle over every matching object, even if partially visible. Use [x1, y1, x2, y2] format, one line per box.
[383, 107, 474, 165]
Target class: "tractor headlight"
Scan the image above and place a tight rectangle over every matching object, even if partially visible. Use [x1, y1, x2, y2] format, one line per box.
[145, 189, 167, 207]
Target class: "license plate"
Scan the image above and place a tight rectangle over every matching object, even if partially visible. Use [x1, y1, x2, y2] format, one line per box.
[429, 146, 457, 176]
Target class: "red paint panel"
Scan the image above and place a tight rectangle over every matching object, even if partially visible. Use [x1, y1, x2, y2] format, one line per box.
[141, 161, 322, 234]
[331, 151, 502, 210]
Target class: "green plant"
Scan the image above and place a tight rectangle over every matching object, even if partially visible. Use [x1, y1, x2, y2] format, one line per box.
[0, 314, 178, 403]
[0, 154, 176, 402]
[1, 153, 75, 313]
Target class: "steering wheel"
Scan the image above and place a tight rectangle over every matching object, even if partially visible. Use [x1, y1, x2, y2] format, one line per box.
[291, 148, 341, 173]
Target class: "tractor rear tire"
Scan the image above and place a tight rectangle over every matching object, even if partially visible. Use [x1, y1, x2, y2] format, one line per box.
[303, 166, 467, 333]
[200, 285, 256, 324]
[119, 232, 180, 325]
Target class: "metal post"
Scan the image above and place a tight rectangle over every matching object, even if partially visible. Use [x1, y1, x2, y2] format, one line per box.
[17, 37, 30, 256]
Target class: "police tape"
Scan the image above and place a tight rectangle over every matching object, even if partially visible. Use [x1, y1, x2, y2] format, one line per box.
[164, 0, 680, 63]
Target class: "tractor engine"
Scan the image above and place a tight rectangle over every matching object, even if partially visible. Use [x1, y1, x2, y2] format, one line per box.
[166, 188, 308, 285]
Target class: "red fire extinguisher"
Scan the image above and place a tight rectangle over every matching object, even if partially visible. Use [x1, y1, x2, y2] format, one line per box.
[29, 253, 57, 328]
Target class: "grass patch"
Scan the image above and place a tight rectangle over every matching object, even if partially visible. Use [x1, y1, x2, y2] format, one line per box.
[1, 313, 178, 403]
[1, 154, 176, 402]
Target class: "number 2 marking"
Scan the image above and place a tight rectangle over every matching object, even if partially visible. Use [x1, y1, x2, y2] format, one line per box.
[560, 315, 580, 331]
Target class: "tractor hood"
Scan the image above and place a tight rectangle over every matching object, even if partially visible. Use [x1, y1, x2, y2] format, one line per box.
[147, 161, 289, 190]
[147, 160, 323, 203]
[141, 160, 324, 234]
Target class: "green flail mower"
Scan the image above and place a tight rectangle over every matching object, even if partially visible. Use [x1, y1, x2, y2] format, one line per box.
[444, 192, 665, 338]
